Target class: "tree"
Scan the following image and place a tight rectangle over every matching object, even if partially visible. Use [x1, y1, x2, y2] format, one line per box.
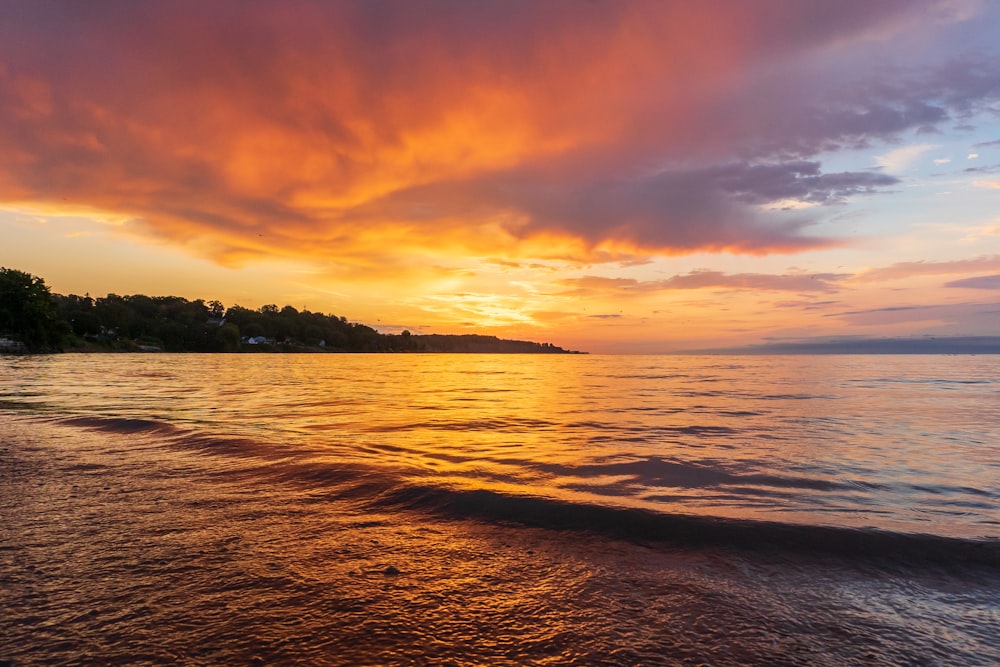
[0, 268, 70, 352]
[215, 322, 242, 352]
[55, 294, 101, 337]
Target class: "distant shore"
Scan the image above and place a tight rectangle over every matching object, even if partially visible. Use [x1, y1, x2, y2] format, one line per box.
[686, 335, 1000, 355]
[49, 335, 587, 355]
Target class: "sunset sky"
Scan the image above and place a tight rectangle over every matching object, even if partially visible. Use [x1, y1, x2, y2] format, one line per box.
[2, 0, 999, 352]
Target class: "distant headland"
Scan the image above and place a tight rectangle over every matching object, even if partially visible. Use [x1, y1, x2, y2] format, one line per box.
[0, 267, 584, 354]
[684, 336, 1000, 355]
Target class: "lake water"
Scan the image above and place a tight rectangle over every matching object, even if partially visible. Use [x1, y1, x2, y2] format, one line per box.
[1, 354, 998, 665]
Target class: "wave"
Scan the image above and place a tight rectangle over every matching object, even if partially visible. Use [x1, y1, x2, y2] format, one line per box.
[52, 414, 1000, 571]
[361, 484, 1000, 570]
[58, 415, 180, 434]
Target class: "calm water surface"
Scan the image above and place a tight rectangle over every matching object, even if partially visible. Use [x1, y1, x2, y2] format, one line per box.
[1, 354, 998, 665]
[5, 353, 998, 537]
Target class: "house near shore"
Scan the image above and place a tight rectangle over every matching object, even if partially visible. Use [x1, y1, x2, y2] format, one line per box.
[244, 336, 273, 345]
[0, 337, 26, 353]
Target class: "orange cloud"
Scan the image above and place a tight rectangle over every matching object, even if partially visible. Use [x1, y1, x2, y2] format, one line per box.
[0, 0, 984, 275]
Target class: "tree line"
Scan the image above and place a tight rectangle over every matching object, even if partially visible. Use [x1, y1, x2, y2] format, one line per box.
[0, 268, 581, 354]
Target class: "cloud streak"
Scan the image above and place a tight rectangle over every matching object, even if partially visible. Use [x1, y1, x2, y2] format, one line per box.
[828, 301, 1000, 327]
[853, 255, 1000, 282]
[945, 274, 1000, 289]
[559, 270, 846, 296]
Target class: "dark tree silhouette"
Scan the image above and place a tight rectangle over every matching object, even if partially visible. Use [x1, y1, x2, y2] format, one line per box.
[0, 267, 581, 354]
[0, 268, 70, 352]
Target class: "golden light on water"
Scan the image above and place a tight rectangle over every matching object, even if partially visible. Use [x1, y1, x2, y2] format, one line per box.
[4, 351, 999, 663]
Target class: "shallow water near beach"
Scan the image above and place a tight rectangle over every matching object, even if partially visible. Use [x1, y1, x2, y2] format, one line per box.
[1, 353, 998, 665]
